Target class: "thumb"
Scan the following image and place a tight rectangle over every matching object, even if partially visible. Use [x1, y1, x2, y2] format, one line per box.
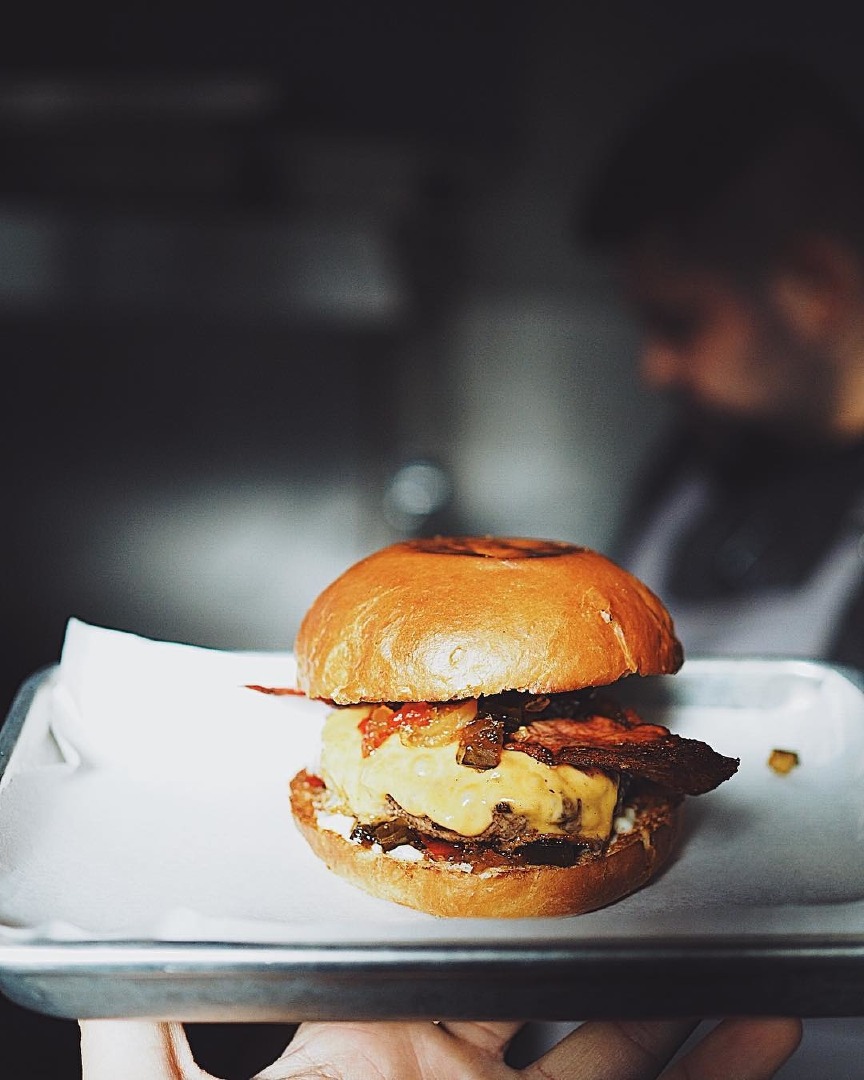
[79, 1020, 213, 1080]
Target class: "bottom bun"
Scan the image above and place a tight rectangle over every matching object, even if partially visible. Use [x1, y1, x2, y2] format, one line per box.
[289, 769, 682, 918]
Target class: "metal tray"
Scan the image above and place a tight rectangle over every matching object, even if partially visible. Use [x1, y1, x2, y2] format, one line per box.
[2, 655, 864, 1022]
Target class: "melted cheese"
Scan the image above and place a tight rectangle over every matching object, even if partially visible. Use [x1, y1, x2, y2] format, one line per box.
[320, 707, 619, 840]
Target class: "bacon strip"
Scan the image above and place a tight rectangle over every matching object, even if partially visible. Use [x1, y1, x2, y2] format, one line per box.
[245, 685, 307, 696]
[506, 712, 738, 796]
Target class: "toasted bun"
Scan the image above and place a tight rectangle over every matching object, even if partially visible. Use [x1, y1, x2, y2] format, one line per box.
[290, 769, 682, 918]
[295, 537, 682, 704]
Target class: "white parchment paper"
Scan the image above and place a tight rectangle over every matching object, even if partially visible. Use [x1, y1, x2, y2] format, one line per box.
[2, 621, 864, 945]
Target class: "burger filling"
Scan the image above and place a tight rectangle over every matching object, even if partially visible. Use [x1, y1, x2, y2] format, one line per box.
[299, 686, 739, 870]
[316, 690, 633, 869]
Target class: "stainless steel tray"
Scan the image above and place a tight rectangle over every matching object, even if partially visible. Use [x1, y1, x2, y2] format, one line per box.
[2, 655, 864, 1022]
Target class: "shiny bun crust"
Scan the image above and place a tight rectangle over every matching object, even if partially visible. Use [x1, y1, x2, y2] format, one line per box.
[295, 537, 683, 704]
[290, 770, 682, 918]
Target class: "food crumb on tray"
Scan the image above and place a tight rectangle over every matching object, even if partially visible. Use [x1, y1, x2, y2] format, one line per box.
[768, 748, 800, 775]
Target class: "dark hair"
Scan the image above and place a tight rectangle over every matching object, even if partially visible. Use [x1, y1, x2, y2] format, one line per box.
[579, 54, 864, 273]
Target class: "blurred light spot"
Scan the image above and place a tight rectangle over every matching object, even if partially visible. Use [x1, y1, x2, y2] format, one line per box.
[384, 459, 452, 531]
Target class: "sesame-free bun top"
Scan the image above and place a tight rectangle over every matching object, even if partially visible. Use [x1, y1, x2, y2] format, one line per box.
[295, 537, 683, 704]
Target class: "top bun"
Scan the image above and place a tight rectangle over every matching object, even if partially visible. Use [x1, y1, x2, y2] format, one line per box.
[295, 537, 683, 704]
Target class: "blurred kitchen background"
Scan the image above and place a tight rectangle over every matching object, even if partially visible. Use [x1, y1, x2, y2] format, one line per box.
[2, 1, 862, 716]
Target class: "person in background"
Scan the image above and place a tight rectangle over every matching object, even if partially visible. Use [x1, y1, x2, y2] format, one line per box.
[576, 50, 864, 1078]
[79, 1014, 801, 1079]
[578, 54, 864, 667]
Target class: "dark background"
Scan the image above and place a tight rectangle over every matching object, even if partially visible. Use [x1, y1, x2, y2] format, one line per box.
[1, 3, 862, 1075]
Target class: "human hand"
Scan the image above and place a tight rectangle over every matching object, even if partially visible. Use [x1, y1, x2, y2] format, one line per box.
[80, 1015, 801, 1080]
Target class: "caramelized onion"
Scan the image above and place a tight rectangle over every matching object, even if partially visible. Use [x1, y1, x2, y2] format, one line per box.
[456, 713, 505, 769]
[401, 699, 478, 747]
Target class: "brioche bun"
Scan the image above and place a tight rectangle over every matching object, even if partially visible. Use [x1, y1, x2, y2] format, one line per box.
[295, 536, 682, 704]
[290, 769, 682, 918]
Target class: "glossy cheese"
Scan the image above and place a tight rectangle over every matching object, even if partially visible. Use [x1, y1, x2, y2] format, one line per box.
[320, 707, 619, 840]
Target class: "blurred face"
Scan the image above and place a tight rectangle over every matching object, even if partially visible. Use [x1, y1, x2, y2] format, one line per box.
[622, 246, 840, 439]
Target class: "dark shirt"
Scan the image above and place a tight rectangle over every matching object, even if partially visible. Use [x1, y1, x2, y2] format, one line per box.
[614, 420, 864, 671]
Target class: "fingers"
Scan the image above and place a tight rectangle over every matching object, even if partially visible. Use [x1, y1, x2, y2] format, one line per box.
[523, 1019, 699, 1080]
[78, 1015, 802, 1080]
[522, 1017, 802, 1080]
[437, 1021, 524, 1057]
[253, 1022, 412, 1080]
[79, 1021, 211, 1080]
[662, 1018, 803, 1080]
[255, 1019, 523, 1079]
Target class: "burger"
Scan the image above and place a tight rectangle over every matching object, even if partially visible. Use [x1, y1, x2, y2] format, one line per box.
[288, 536, 738, 918]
